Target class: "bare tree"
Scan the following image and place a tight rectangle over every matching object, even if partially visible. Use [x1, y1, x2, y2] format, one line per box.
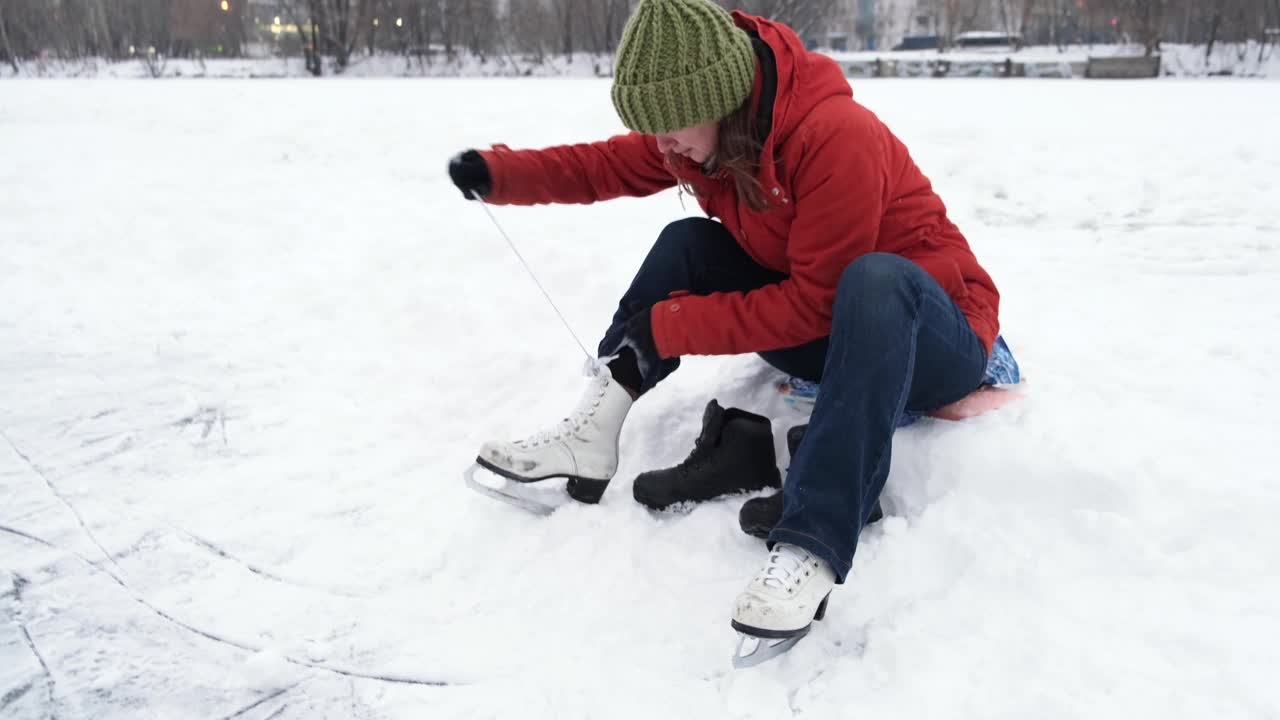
[1096, 0, 1170, 55]
[1203, 0, 1228, 59]
[932, 0, 983, 49]
[279, 0, 375, 72]
[507, 0, 555, 63]
[461, 0, 497, 59]
[411, 0, 440, 66]
[0, 4, 19, 73]
[996, 0, 1035, 47]
[1034, 0, 1278, 55]
[1043, 0, 1078, 48]
[594, 0, 629, 53]
[440, 0, 457, 56]
[4, 0, 1277, 75]
[546, 0, 579, 57]
[722, 0, 842, 42]
[1270, 0, 1280, 58]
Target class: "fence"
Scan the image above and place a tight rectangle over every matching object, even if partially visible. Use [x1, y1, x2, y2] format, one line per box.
[842, 55, 1160, 79]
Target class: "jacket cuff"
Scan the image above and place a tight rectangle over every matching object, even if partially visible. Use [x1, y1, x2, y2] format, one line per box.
[476, 145, 510, 203]
[649, 300, 683, 358]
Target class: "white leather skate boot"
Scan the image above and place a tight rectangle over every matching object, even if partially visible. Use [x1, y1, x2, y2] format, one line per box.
[473, 367, 633, 507]
[731, 543, 836, 667]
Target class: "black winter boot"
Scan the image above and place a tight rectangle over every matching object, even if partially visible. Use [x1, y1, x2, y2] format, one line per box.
[739, 424, 885, 539]
[633, 400, 781, 511]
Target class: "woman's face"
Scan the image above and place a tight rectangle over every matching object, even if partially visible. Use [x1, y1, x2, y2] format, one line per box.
[655, 119, 720, 165]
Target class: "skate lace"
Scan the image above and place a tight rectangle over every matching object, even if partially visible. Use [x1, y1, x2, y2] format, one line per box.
[514, 373, 610, 448]
[757, 544, 818, 594]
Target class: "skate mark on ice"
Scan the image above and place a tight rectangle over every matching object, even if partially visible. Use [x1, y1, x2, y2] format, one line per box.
[64, 404, 227, 452]
[88, 494, 379, 599]
[52, 408, 122, 441]
[215, 677, 309, 720]
[98, 527, 166, 565]
[163, 520, 377, 599]
[15, 625, 57, 719]
[77, 433, 128, 449]
[11, 423, 376, 603]
[173, 405, 228, 444]
[1, 428, 125, 574]
[0, 524, 52, 549]
[4, 574, 59, 719]
[0, 681, 35, 714]
[74, 435, 137, 468]
[0, 525, 458, 688]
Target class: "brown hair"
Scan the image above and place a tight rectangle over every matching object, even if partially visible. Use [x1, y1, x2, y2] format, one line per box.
[669, 98, 769, 212]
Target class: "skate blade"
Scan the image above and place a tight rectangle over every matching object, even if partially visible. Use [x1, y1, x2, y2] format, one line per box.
[463, 463, 567, 516]
[732, 632, 805, 669]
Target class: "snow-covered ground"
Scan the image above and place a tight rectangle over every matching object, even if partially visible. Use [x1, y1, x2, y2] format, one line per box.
[830, 41, 1280, 78]
[2, 79, 1279, 719]
[0, 52, 616, 80]
[3, 41, 1276, 79]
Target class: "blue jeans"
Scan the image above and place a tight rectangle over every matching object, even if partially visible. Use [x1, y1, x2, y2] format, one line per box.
[603, 219, 988, 581]
[598, 218, 831, 385]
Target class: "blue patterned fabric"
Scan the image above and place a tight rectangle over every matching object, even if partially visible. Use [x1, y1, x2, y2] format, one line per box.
[780, 335, 1021, 427]
[983, 335, 1021, 386]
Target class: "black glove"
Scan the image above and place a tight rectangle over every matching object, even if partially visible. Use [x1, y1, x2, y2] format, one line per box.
[624, 309, 661, 379]
[448, 150, 491, 200]
[605, 308, 662, 394]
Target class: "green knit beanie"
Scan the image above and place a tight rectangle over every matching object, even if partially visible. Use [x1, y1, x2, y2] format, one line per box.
[611, 0, 756, 135]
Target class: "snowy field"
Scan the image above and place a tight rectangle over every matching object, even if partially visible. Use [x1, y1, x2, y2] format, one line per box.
[2, 79, 1279, 719]
[3, 42, 1277, 79]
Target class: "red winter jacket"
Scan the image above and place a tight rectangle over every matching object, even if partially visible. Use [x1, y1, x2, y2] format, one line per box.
[478, 12, 1000, 360]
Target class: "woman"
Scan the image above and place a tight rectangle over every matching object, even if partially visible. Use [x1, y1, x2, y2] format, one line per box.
[448, 0, 1009, 658]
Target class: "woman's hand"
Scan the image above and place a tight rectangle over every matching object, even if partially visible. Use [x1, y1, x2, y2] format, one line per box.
[622, 309, 661, 381]
[448, 150, 491, 200]
[602, 308, 662, 395]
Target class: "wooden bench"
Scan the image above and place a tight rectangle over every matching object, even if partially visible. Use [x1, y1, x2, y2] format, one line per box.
[1085, 55, 1161, 79]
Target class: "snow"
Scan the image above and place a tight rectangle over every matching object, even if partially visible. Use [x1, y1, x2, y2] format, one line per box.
[2, 79, 1279, 719]
[828, 42, 1280, 78]
[2, 41, 1276, 79]
[0, 52, 616, 80]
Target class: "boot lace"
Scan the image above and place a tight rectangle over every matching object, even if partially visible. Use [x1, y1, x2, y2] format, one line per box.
[514, 373, 611, 449]
[756, 544, 819, 595]
[677, 434, 718, 476]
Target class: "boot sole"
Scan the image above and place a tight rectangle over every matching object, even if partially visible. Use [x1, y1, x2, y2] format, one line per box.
[633, 481, 781, 512]
[730, 593, 830, 639]
[474, 457, 610, 504]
